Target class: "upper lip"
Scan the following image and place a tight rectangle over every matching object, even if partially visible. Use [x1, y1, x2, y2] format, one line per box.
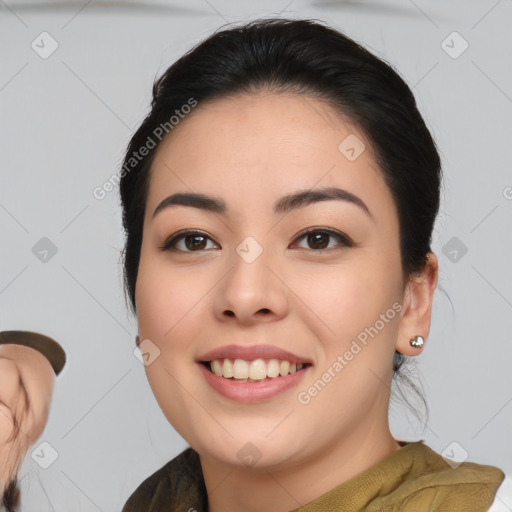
[197, 344, 313, 365]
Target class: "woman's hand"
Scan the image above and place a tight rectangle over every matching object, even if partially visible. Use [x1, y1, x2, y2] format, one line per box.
[0, 343, 55, 495]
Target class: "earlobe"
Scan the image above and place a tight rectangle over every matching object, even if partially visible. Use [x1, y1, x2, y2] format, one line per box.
[395, 252, 439, 356]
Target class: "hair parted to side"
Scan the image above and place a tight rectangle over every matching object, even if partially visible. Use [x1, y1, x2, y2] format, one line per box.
[118, 17, 442, 426]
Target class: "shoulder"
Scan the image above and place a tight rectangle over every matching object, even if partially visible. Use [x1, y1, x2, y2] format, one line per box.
[488, 474, 512, 512]
[388, 442, 506, 511]
[121, 447, 206, 512]
[338, 441, 507, 512]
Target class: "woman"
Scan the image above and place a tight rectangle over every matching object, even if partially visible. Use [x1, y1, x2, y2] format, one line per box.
[0, 331, 65, 512]
[118, 17, 508, 511]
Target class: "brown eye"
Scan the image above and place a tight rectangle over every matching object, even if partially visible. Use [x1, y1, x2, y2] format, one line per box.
[160, 231, 218, 252]
[184, 235, 207, 251]
[293, 228, 353, 251]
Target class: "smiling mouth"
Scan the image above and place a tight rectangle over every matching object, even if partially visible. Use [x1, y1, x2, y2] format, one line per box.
[202, 358, 312, 382]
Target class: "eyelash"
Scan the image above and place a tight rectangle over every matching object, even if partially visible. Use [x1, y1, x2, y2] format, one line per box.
[159, 227, 354, 253]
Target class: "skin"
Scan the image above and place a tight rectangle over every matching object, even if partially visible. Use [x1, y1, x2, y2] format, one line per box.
[135, 91, 438, 512]
[0, 343, 54, 493]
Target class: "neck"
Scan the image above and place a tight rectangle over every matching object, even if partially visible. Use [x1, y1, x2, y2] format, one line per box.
[200, 423, 401, 512]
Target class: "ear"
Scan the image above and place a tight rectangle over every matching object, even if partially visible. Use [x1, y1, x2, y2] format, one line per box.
[396, 252, 439, 356]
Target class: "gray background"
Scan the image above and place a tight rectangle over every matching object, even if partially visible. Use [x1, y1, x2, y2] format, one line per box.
[1, 0, 511, 510]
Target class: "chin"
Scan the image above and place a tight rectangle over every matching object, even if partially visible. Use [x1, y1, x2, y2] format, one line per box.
[191, 429, 308, 471]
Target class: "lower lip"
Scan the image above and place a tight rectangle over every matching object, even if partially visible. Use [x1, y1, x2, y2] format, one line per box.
[198, 363, 310, 403]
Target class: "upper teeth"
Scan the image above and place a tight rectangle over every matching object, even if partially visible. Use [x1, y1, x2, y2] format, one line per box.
[209, 358, 305, 380]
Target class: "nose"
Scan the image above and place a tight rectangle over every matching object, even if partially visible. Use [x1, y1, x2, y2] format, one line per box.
[213, 244, 289, 326]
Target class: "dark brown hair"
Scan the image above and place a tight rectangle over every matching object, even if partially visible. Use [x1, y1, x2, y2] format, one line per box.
[1, 377, 30, 511]
[2, 478, 20, 512]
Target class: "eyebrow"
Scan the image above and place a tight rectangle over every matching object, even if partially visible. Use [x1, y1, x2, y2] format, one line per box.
[152, 186, 372, 220]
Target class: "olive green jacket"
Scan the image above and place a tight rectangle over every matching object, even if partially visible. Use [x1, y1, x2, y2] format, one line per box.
[122, 440, 505, 511]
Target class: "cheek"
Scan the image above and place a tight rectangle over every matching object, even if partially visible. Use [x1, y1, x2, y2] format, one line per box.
[23, 364, 54, 443]
[0, 359, 20, 411]
[290, 255, 402, 403]
[28, 396, 51, 444]
[0, 402, 14, 446]
[290, 258, 398, 341]
[135, 250, 208, 340]
[135, 251, 213, 435]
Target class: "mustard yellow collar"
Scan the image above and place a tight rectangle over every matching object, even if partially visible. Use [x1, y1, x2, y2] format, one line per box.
[292, 441, 505, 511]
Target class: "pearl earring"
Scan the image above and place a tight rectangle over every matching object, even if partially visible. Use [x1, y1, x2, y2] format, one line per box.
[410, 335, 424, 348]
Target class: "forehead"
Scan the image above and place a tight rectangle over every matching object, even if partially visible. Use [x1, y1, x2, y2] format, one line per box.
[145, 92, 394, 221]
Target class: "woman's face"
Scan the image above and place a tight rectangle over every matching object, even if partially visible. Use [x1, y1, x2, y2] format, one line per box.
[135, 92, 416, 469]
[0, 343, 55, 489]
[0, 344, 54, 445]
